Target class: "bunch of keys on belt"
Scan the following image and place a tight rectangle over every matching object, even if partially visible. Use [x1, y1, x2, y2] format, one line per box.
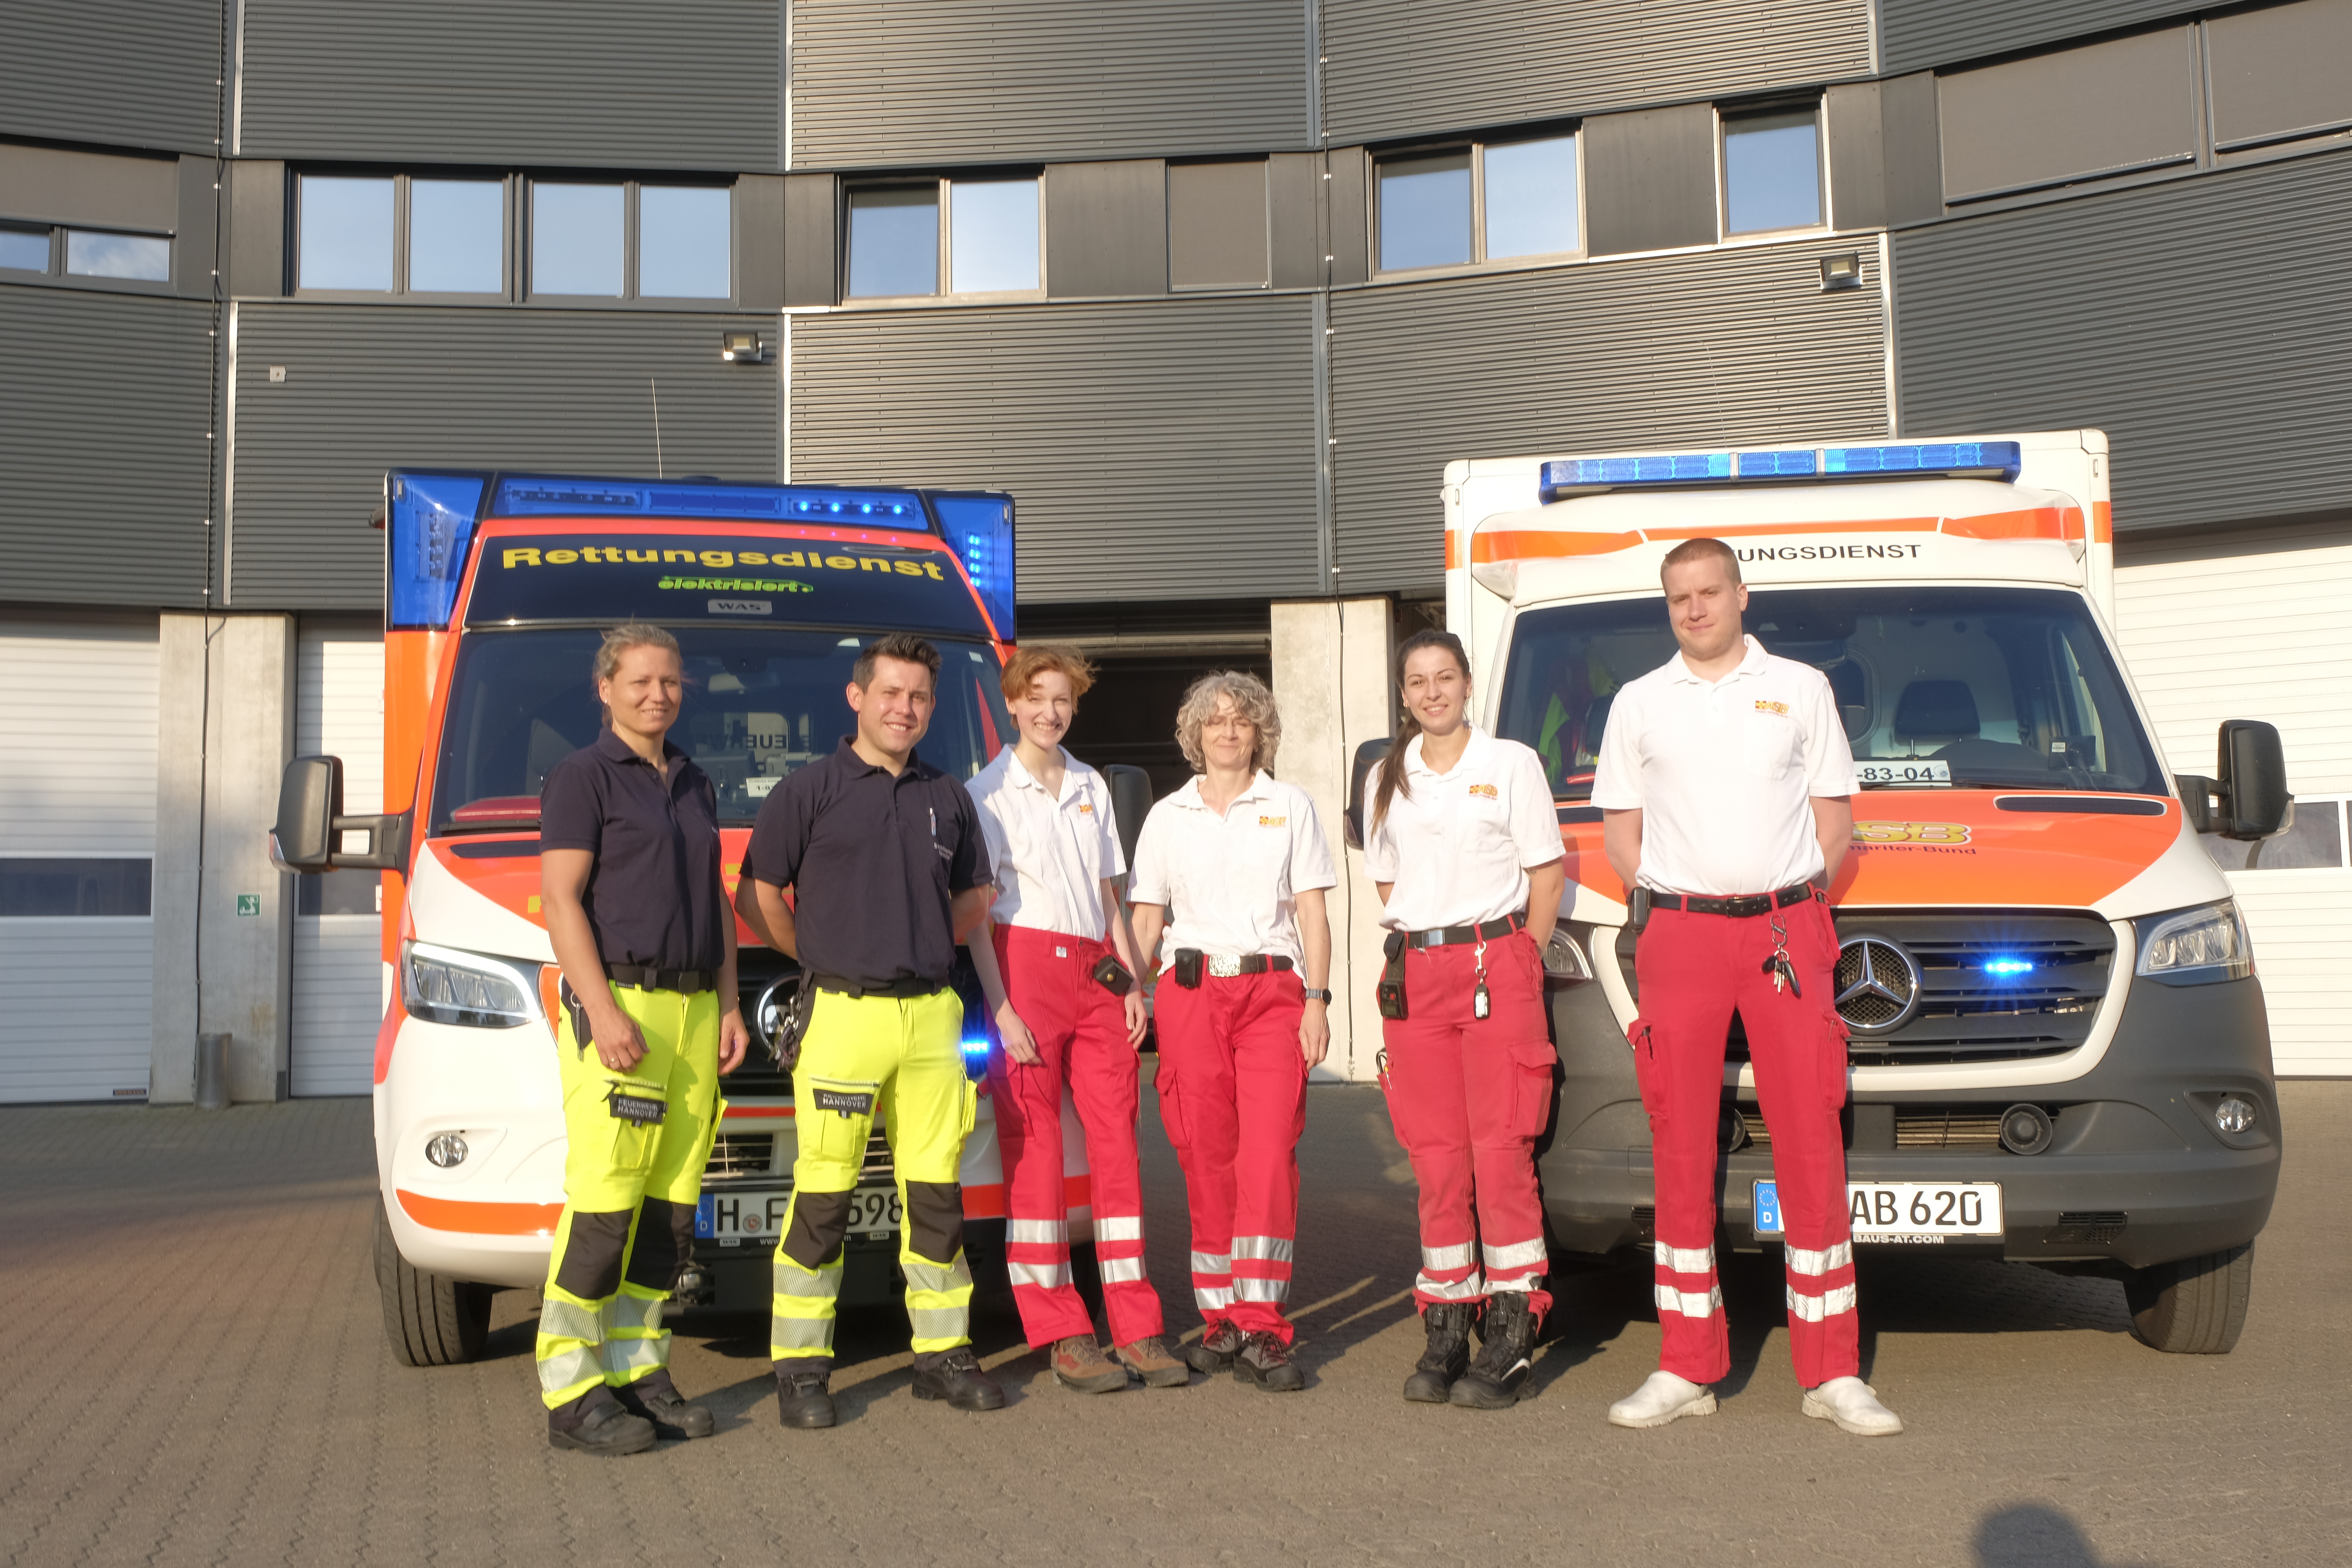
[1472, 940, 1492, 1020]
[1762, 915, 1801, 996]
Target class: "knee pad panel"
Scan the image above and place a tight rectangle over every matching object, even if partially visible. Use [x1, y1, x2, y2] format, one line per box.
[623, 1196, 693, 1290]
[782, 1188, 852, 1271]
[905, 1181, 965, 1265]
[553, 1210, 634, 1301]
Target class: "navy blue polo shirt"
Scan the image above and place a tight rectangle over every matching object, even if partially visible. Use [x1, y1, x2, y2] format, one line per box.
[538, 729, 726, 973]
[743, 737, 990, 988]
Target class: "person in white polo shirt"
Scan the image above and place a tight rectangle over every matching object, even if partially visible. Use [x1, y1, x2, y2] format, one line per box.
[1362, 629, 1567, 1410]
[1590, 536, 1902, 1438]
[967, 644, 1188, 1395]
[1127, 670, 1337, 1394]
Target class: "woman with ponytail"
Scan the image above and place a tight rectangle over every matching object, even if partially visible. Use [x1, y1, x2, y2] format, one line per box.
[1361, 630, 1567, 1409]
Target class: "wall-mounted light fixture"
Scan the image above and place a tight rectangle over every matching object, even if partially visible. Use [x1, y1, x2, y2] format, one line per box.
[1819, 252, 1863, 292]
[720, 329, 767, 363]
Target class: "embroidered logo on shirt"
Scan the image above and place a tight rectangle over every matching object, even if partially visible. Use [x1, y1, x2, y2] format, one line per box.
[1259, 815, 1287, 827]
[1076, 803, 1094, 814]
[1467, 783, 1499, 799]
[1754, 699, 1791, 716]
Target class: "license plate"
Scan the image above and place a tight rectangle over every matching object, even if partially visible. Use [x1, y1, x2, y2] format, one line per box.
[1754, 1180, 2003, 1243]
[695, 1185, 901, 1241]
[1856, 760, 1952, 785]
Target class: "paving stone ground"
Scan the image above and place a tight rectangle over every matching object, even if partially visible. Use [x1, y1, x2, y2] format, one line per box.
[3, 1083, 2344, 1568]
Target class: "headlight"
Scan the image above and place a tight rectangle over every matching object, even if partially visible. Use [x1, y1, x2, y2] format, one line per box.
[2135, 900, 2254, 986]
[401, 940, 542, 1027]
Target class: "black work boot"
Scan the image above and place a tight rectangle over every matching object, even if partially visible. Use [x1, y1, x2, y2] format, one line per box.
[613, 1368, 713, 1440]
[1232, 1330, 1305, 1393]
[1450, 1290, 1539, 1409]
[775, 1366, 837, 1429]
[911, 1348, 1007, 1411]
[546, 1386, 656, 1456]
[1402, 1302, 1475, 1404]
[1185, 1319, 1245, 1374]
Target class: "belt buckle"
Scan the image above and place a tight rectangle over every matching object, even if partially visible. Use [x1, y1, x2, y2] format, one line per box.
[1207, 954, 1243, 978]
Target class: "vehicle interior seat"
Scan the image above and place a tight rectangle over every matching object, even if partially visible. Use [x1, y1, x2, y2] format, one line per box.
[1893, 679, 2043, 776]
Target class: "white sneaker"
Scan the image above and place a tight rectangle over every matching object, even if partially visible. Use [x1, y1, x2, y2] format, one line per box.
[1801, 1376, 1904, 1436]
[1606, 1370, 1718, 1429]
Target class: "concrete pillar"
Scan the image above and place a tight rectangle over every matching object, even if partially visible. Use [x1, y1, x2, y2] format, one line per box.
[151, 612, 297, 1103]
[1270, 597, 1394, 1082]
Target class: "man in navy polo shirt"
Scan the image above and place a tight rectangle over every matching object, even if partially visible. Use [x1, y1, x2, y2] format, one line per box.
[736, 632, 1004, 1427]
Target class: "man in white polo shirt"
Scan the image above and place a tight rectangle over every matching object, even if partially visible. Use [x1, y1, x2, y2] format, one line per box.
[1590, 536, 1902, 1438]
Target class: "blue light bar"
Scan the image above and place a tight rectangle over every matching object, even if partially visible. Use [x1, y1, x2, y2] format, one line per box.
[387, 472, 486, 630]
[1981, 957, 2038, 976]
[1823, 441, 2022, 483]
[931, 492, 1017, 640]
[1737, 449, 1818, 479]
[961, 1038, 990, 1055]
[489, 476, 926, 527]
[1543, 452, 1733, 493]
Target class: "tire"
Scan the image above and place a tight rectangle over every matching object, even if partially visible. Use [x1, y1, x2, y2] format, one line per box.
[2125, 1240, 2254, 1354]
[375, 1202, 492, 1367]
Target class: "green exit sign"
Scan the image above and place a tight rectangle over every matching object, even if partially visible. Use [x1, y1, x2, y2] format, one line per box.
[236, 894, 261, 916]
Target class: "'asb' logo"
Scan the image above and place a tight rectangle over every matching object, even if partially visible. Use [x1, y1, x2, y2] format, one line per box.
[1852, 821, 1971, 845]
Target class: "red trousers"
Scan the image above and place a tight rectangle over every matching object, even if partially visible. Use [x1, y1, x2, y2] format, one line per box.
[1380, 930, 1555, 1318]
[1154, 969, 1307, 1343]
[1630, 894, 1858, 1388]
[987, 926, 1163, 1349]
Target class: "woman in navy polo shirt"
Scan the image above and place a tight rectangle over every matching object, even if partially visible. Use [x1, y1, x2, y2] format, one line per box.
[533, 622, 750, 1456]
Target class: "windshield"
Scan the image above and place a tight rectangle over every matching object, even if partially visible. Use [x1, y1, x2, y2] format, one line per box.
[430, 626, 1010, 831]
[1497, 586, 2162, 799]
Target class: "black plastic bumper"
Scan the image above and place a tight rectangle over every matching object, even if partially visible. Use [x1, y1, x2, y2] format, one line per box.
[1536, 960, 2282, 1272]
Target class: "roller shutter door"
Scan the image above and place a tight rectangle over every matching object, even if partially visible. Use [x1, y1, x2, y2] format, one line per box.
[290, 621, 386, 1097]
[0, 614, 158, 1103]
[2112, 525, 2352, 1076]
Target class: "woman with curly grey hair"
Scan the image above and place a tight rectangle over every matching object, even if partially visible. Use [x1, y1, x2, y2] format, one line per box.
[1127, 670, 1337, 1393]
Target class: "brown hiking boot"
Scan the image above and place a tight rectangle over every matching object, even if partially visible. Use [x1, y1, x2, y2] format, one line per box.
[1049, 1336, 1128, 1394]
[1232, 1330, 1305, 1393]
[1114, 1335, 1191, 1388]
[1185, 1320, 1245, 1374]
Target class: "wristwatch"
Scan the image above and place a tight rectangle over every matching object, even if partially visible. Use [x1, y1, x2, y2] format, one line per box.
[1301, 987, 1334, 1003]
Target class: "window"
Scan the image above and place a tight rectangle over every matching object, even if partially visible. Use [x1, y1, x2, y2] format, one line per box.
[291, 170, 732, 302]
[1376, 133, 1579, 274]
[844, 176, 1040, 300]
[0, 221, 171, 283]
[532, 182, 624, 296]
[0, 226, 50, 271]
[0, 858, 152, 918]
[1722, 105, 1824, 234]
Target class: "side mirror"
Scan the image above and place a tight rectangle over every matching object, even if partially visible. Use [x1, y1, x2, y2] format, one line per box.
[1343, 737, 1392, 851]
[2217, 719, 2289, 841]
[2174, 774, 2218, 835]
[270, 755, 413, 875]
[1103, 764, 1153, 875]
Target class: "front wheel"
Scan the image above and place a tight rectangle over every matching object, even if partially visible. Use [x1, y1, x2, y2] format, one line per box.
[375, 1202, 492, 1366]
[2125, 1240, 2254, 1354]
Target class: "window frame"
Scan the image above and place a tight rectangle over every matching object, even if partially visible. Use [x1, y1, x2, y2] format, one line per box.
[0, 218, 174, 292]
[838, 172, 1047, 306]
[1716, 98, 1830, 241]
[1371, 127, 1584, 279]
[287, 168, 739, 307]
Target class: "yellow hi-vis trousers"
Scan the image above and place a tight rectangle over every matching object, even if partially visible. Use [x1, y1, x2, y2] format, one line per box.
[771, 987, 979, 1370]
[536, 984, 722, 1409]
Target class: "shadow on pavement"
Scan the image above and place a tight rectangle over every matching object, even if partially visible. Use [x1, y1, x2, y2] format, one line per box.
[1975, 1503, 2165, 1567]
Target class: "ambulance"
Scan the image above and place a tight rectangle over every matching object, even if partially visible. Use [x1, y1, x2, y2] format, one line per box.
[271, 471, 1116, 1365]
[1421, 430, 2287, 1353]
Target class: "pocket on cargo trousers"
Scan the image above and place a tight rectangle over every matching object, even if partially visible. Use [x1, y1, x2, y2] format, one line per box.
[1510, 1042, 1559, 1140]
[1817, 1005, 1852, 1114]
[1627, 1018, 1665, 1127]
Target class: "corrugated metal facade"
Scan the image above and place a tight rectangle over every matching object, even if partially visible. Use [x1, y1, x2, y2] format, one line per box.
[228, 305, 781, 609]
[0, 287, 215, 607]
[290, 622, 384, 1097]
[1319, 0, 1869, 149]
[790, 297, 1321, 602]
[237, 0, 777, 169]
[1878, 1, 2200, 75]
[1328, 242, 1891, 592]
[0, 0, 220, 154]
[789, 0, 1309, 169]
[1893, 151, 2352, 535]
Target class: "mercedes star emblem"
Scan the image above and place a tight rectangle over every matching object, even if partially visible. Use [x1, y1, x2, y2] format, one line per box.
[1835, 935, 1922, 1033]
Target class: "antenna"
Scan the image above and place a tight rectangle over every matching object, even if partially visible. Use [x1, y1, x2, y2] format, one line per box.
[649, 377, 666, 479]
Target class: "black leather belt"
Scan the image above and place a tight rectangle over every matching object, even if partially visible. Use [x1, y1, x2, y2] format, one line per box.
[1648, 882, 1815, 919]
[604, 963, 713, 995]
[1404, 913, 1526, 950]
[1207, 953, 1294, 977]
[813, 974, 946, 1000]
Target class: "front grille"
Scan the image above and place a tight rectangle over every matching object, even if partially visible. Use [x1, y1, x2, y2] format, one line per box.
[706, 1132, 776, 1177]
[1894, 1109, 2006, 1149]
[861, 1133, 893, 1180]
[1618, 910, 2115, 1066]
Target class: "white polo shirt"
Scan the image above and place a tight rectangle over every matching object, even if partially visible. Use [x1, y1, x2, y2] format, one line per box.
[1128, 771, 1338, 969]
[968, 746, 1123, 942]
[1589, 634, 1858, 897]
[1362, 727, 1564, 933]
